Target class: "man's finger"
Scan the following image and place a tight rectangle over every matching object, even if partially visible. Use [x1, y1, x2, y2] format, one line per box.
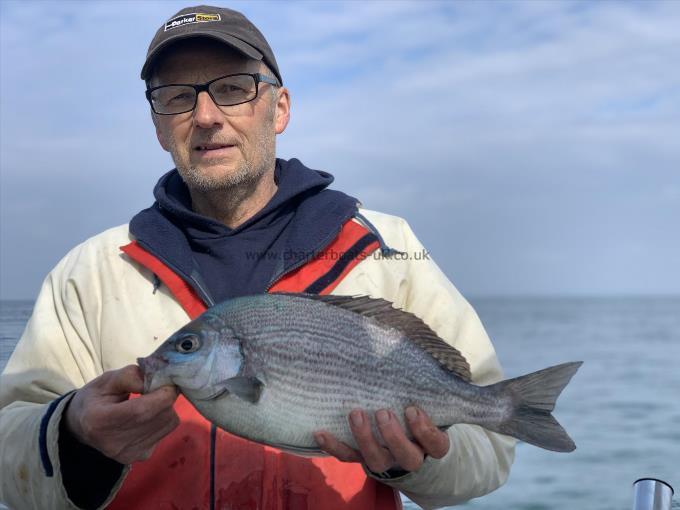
[349, 410, 394, 473]
[375, 409, 425, 472]
[126, 405, 180, 441]
[102, 365, 145, 396]
[405, 406, 450, 459]
[313, 432, 362, 463]
[120, 385, 178, 424]
[102, 409, 180, 464]
[127, 410, 180, 451]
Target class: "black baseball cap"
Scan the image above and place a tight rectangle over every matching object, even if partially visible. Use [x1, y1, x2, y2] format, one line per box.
[141, 5, 282, 85]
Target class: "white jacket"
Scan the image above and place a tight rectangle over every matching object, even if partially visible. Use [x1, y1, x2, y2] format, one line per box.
[0, 209, 515, 510]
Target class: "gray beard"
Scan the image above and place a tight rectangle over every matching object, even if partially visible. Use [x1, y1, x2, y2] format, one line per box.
[175, 153, 271, 194]
[172, 134, 275, 195]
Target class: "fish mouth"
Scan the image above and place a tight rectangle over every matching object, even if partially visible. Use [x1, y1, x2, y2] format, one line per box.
[137, 356, 169, 394]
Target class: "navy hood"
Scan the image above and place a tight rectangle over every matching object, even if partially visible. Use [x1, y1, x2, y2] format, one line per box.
[130, 158, 358, 304]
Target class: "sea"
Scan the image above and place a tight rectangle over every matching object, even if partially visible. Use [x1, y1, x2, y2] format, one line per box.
[1, 297, 679, 510]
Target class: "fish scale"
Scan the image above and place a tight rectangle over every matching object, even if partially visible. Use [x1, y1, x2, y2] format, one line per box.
[246, 320, 453, 392]
[255, 347, 451, 419]
[140, 293, 582, 454]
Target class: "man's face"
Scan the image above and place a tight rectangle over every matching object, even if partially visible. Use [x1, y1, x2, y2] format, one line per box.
[150, 39, 289, 192]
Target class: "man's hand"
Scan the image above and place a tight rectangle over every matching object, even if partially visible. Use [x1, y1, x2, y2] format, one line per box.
[64, 365, 180, 465]
[313, 406, 450, 473]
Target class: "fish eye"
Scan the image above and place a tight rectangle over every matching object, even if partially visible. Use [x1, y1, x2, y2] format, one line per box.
[175, 334, 200, 354]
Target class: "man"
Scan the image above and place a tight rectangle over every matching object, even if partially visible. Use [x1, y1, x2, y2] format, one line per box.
[0, 6, 514, 510]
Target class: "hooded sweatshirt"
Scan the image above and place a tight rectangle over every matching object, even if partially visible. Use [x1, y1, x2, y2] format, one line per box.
[130, 157, 359, 304]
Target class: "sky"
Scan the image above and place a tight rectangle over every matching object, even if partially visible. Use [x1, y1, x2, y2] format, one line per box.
[1, 0, 679, 300]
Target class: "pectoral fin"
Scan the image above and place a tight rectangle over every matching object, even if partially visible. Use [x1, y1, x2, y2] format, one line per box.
[224, 376, 264, 403]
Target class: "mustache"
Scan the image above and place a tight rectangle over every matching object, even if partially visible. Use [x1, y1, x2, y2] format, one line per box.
[191, 131, 239, 147]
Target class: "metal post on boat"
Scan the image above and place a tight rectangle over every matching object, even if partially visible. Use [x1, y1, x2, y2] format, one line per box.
[632, 478, 674, 510]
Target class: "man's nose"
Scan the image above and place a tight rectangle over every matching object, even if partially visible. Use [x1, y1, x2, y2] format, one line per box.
[193, 91, 224, 128]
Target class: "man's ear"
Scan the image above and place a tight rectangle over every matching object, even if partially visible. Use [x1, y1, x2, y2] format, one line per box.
[274, 87, 291, 135]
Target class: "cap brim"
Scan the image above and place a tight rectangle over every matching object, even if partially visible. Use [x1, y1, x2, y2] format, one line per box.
[141, 31, 264, 80]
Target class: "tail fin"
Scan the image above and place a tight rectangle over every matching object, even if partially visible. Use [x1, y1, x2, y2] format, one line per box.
[492, 361, 582, 452]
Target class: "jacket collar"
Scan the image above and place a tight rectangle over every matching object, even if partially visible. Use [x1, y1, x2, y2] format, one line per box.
[129, 158, 358, 304]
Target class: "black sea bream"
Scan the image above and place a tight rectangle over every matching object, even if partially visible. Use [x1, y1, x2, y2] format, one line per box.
[138, 293, 582, 454]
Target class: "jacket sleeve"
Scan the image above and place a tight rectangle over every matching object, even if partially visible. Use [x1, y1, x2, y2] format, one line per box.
[360, 214, 516, 509]
[0, 244, 129, 510]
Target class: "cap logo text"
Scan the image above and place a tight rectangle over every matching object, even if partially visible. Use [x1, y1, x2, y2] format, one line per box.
[164, 13, 221, 31]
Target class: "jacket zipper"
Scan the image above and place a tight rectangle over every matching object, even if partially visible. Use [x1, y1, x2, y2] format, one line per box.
[135, 239, 216, 306]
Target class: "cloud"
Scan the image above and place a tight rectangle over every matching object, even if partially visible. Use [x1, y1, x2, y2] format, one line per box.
[1, 0, 679, 298]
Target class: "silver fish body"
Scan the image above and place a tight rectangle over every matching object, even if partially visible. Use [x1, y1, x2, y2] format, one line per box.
[139, 293, 581, 454]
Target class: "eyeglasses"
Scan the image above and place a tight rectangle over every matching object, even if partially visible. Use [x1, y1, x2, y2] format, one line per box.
[145, 73, 279, 115]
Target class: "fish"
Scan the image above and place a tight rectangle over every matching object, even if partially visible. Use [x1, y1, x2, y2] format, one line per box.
[138, 293, 582, 455]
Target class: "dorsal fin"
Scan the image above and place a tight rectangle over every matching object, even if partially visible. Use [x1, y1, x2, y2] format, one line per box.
[277, 293, 472, 382]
